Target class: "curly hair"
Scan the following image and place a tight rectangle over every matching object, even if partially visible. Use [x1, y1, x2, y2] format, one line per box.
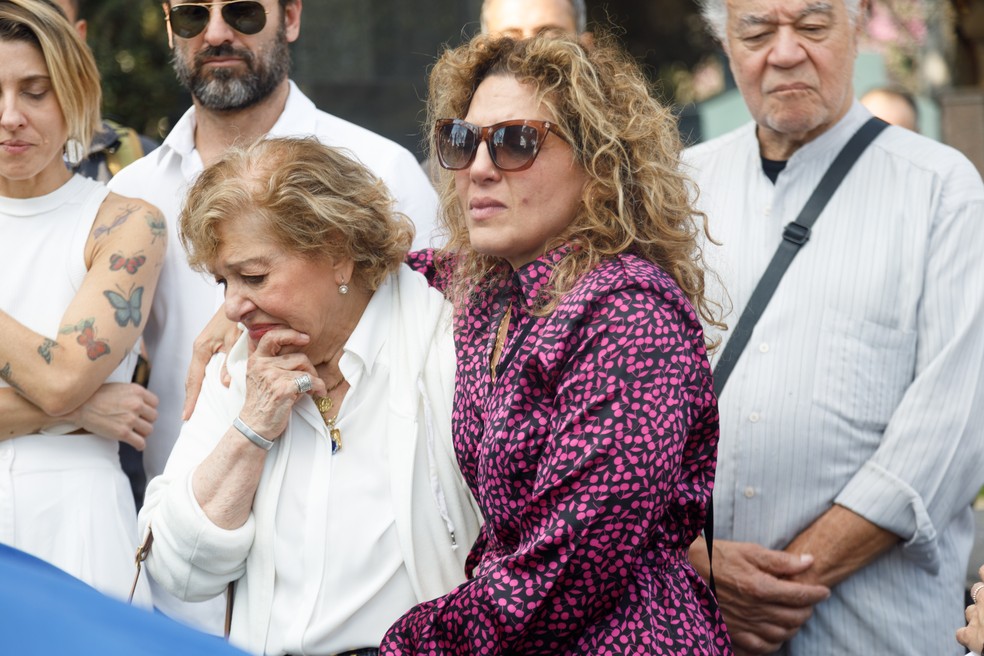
[426, 33, 722, 332]
[179, 136, 413, 292]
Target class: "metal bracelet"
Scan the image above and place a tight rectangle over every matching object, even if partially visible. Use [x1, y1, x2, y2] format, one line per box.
[233, 416, 274, 451]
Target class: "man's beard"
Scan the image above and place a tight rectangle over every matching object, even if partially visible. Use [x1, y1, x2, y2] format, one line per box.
[172, 23, 292, 112]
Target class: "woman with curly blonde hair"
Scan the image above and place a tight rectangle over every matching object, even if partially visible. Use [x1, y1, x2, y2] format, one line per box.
[384, 34, 731, 655]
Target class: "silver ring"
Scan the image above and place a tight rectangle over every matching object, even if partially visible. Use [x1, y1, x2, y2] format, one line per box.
[973, 582, 984, 605]
[294, 374, 312, 394]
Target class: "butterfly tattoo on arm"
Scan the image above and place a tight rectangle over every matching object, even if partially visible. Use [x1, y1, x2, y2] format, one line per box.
[59, 318, 111, 361]
[93, 205, 139, 239]
[104, 285, 144, 328]
[109, 252, 147, 275]
[0, 362, 24, 392]
[145, 212, 166, 244]
[38, 338, 58, 364]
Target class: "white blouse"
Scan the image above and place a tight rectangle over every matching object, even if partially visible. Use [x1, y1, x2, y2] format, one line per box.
[268, 284, 416, 654]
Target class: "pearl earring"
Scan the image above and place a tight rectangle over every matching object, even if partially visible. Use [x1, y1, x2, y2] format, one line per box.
[338, 283, 349, 295]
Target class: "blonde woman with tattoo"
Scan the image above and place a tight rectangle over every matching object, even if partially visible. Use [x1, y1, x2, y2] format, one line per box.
[0, 0, 164, 605]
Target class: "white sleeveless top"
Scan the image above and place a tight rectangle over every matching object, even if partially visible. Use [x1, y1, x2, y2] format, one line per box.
[0, 174, 150, 605]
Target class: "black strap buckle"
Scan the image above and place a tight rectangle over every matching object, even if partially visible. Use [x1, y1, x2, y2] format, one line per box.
[782, 222, 811, 246]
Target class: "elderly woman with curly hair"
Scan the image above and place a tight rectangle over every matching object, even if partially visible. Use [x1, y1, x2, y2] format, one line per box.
[382, 34, 732, 655]
[138, 137, 481, 656]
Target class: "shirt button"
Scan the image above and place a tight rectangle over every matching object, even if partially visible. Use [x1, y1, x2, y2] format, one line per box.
[764, 206, 772, 217]
[744, 486, 756, 499]
[749, 412, 760, 423]
[758, 342, 769, 353]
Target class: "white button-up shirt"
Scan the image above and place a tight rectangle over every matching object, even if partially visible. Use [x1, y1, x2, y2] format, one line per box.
[685, 101, 984, 655]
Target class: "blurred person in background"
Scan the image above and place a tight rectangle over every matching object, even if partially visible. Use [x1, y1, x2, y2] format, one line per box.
[480, 0, 588, 40]
[687, 0, 984, 653]
[0, 0, 164, 606]
[860, 86, 919, 132]
[50, 0, 159, 182]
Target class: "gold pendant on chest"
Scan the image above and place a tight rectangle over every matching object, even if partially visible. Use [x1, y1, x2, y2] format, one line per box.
[314, 396, 342, 453]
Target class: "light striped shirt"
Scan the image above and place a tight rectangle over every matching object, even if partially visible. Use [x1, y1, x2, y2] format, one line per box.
[684, 100, 984, 655]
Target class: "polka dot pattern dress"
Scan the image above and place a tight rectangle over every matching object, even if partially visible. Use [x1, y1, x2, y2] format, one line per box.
[383, 248, 732, 655]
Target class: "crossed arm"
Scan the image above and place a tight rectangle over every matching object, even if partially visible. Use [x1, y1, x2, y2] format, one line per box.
[0, 193, 166, 446]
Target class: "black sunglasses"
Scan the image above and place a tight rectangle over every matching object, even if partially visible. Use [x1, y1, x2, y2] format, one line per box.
[434, 119, 561, 172]
[164, 1, 268, 40]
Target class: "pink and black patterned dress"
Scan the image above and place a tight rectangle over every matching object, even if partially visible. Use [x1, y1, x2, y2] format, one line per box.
[383, 247, 731, 655]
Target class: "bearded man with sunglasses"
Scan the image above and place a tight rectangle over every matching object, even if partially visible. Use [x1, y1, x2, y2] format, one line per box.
[108, 0, 440, 633]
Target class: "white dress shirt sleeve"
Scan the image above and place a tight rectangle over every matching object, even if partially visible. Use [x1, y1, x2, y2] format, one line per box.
[834, 159, 984, 574]
[140, 352, 256, 602]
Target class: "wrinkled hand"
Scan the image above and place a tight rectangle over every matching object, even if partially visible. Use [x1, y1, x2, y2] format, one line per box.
[711, 539, 831, 655]
[957, 566, 984, 655]
[238, 328, 327, 440]
[67, 383, 158, 451]
[183, 308, 242, 420]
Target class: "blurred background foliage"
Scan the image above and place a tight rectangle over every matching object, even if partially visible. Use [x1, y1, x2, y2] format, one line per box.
[82, 0, 714, 146]
[82, 0, 188, 141]
[82, 0, 961, 155]
[82, 0, 715, 151]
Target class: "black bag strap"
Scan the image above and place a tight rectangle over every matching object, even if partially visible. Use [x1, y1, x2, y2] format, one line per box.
[703, 116, 888, 594]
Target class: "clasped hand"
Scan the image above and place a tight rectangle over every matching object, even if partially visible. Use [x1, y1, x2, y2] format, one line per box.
[711, 539, 830, 655]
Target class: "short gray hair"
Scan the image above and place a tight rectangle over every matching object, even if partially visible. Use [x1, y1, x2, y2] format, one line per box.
[697, 0, 862, 43]
[480, 0, 588, 35]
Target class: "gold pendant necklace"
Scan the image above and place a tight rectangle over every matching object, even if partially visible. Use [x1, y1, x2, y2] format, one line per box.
[315, 395, 334, 414]
[314, 377, 345, 453]
[324, 416, 342, 453]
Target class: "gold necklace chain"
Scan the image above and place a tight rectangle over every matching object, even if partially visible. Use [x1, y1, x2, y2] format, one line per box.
[314, 376, 345, 413]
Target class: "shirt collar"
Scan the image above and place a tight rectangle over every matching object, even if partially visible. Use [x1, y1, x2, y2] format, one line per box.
[509, 244, 576, 313]
[339, 272, 392, 381]
[161, 105, 197, 159]
[267, 80, 319, 137]
[156, 79, 314, 165]
[786, 99, 872, 167]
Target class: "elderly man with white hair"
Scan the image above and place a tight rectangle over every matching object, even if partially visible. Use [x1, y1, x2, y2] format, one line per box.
[684, 0, 984, 654]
